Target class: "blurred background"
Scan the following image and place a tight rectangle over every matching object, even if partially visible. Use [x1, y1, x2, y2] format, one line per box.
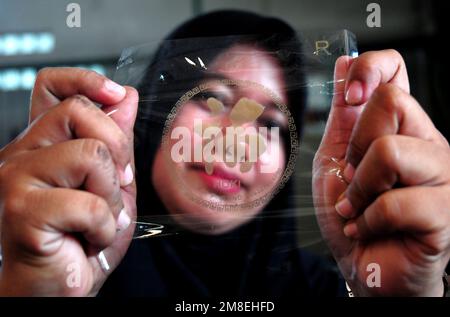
[1, 0, 448, 254]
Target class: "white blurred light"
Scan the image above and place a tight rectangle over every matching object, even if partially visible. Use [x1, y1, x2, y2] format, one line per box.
[21, 68, 37, 90]
[2, 69, 21, 91]
[0, 32, 55, 56]
[3, 34, 20, 55]
[37, 33, 55, 54]
[0, 65, 106, 91]
[76, 64, 106, 76]
[21, 33, 38, 54]
[90, 64, 106, 75]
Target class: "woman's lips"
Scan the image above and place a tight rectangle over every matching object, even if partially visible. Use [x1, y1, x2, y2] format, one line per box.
[190, 164, 243, 195]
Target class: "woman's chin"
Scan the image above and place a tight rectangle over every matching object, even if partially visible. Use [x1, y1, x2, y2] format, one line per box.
[166, 195, 260, 235]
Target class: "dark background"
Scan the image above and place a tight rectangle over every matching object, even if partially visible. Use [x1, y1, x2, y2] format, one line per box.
[1, 0, 448, 254]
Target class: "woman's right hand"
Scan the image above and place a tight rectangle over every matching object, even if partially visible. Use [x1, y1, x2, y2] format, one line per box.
[0, 68, 138, 296]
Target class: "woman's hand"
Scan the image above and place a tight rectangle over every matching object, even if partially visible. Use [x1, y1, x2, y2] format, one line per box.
[313, 50, 450, 296]
[0, 68, 138, 296]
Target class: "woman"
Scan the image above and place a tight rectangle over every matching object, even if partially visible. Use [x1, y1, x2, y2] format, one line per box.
[1, 10, 448, 298]
[98, 10, 346, 297]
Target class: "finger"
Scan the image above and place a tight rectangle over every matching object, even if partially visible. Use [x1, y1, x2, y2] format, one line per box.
[316, 56, 361, 161]
[102, 87, 138, 190]
[346, 84, 448, 168]
[13, 139, 124, 218]
[332, 55, 355, 107]
[101, 86, 138, 140]
[343, 186, 450, 250]
[8, 95, 132, 186]
[336, 135, 450, 219]
[89, 218, 136, 277]
[344, 49, 410, 105]
[345, 84, 449, 169]
[31, 67, 126, 123]
[313, 56, 358, 260]
[3, 188, 117, 254]
[90, 88, 138, 276]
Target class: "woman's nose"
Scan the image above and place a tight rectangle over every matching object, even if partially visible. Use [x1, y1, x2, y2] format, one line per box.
[217, 112, 257, 130]
[218, 114, 232, 129]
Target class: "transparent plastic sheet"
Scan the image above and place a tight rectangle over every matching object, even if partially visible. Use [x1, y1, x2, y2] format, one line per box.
[110, 31, 359, 283]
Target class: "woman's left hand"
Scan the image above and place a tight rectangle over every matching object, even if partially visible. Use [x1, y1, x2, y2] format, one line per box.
[313, 50, 450, 296]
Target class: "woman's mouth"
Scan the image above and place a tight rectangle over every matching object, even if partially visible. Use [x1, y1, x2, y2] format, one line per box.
[189, 164, 243, 195]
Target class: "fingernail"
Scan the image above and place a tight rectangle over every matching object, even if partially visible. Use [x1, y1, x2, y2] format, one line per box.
[104, 80, 126, 97]
[121, 163, 133, 187]
[345, 80, 363, 104]
[97, 251, 110, 272]
[117, 208, 131, 231]
[335, 196, 355, 219]
[343, 163, 355, 183]
[343, 222, 359, 239]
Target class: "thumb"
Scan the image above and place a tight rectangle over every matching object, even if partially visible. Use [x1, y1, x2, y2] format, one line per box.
[316, 56, 362, 160]
[91, 86, 138, 284]
[103, 86, 138, 198]
[101, 86, 138, 229]
[103, 86, 139, 139]
[103, 86, 138, 191]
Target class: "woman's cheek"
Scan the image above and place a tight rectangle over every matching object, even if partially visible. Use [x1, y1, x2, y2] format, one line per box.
[255, 140, 286, 186]
[169, 103, 210, 162]
[174, 103, 209, 129]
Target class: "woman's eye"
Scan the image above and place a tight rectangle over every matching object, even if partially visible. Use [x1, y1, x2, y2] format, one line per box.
[258, 117, 283, 129]
[192, 91, 228, 113]
[194, 91, 224, 102]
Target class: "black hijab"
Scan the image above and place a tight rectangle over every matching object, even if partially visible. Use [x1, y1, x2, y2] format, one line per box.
[99, 10, 345, 298]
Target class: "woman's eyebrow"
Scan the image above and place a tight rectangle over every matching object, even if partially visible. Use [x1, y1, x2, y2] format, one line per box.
[201, 72, 231, 82]
[200, 73, 282, 110]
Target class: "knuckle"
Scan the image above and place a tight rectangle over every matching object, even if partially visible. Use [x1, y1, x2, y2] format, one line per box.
[372, 84, 404, 113]
[358, 49, 403, 68]
[371, 135, 400, 172]
[0, 159, 14, 184]
[103, 126, 130, 163]
[79, 69, 104, 89]
[0, 159, 30, 221]
[2, 193, 25, 221]
[126, 86, 139, 101]
[0, 158, 25, 192]
[79, 69, 99, 82]
[428, 230, 449, 255]
[13, 229, 44, 256]
[86, 196, 111, 226]
[374, 193, 397, 227]
[355, 50, 374, 62]
[347, 176, 367, 210]
[80, 139, 112, 164]
[384, 49, 404, 62]
[63, 94, 95, 112]
[353, 51, 381, 73]
[35, 67, 52, 84]
[86, 197, 116, 246]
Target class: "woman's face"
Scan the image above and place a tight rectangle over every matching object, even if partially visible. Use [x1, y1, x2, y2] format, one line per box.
[152, 44, 289, 234]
